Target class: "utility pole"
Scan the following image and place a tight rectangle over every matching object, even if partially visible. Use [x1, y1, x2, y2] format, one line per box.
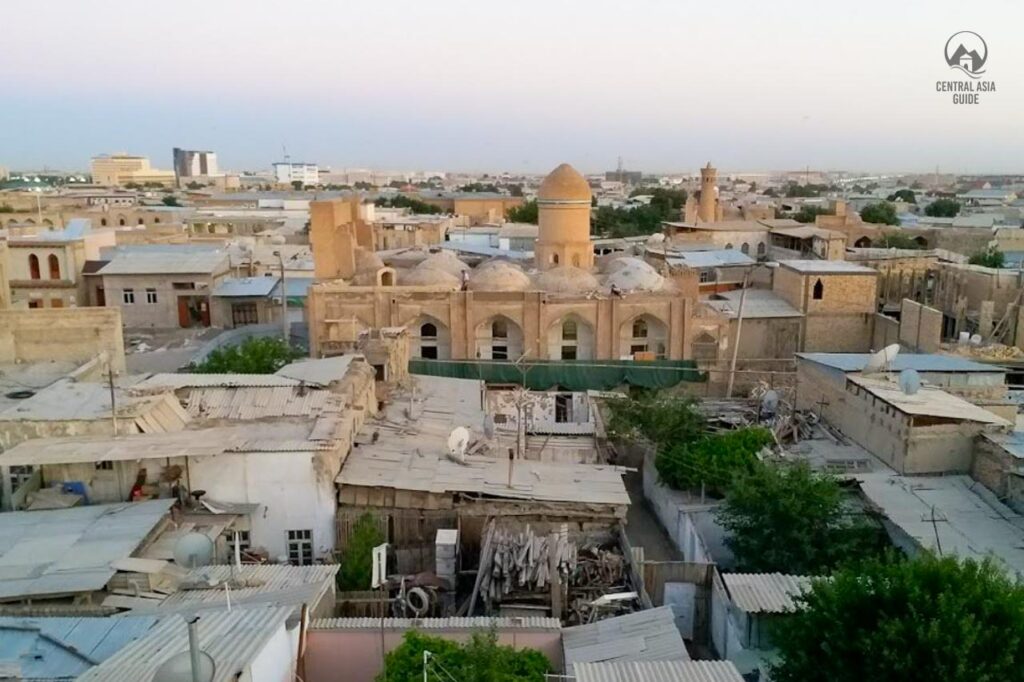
[274, 250, 289, 345]
[107, 354, 118, 436]
[725, 269, 751, 398]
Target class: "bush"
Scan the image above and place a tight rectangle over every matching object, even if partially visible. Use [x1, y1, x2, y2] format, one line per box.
[192, 336, 302, 374]
[924, 197, 960, 217]
[375, 194, 443, 215]
[655, 427, 773, 497]
[337, 513, 385, 591]
[969, 246, 1005, 268]
[378, 629, 551, 682]
[859, 201, 900, 225]
[605, 394, 704, 447]
[875, 231, 921, 249]
[506, 199, 538, 224]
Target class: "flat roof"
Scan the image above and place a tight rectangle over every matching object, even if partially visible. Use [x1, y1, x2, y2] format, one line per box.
[779, 260, 876, 275]
[856, 472, 1024, 578]
[573, 661, 744, 682]
[562, 606, 689, 673]
[98, 249, 228, 276]
[666, 250, 755, 269]
[663, 220, 769, 232]
[311, 616, 561, 631]
[846, 375, 1010, 425]
[796, 353, 1004, 374]
[705, 289, 802, 319]
[0, 500, 174, 601]
[0, 377, 187, 425]
[770, 225, 844, 240]
[211, 276, 279, 298]
[721, 573, 813, 614]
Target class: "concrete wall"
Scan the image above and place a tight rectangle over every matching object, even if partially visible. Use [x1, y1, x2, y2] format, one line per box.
[0, 308, 126, 370]
[102, 271, 225, 329]
[898, 299, 942, 352]
[873, 313, 899, 349]
[248, 619, 298, 682]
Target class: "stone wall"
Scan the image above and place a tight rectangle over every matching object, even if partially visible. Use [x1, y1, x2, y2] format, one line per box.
[0, 308, 126, 371]
[899, 299, 942, 352]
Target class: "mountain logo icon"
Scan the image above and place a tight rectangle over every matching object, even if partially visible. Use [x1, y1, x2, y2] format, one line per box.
[945, 31, 987, 78]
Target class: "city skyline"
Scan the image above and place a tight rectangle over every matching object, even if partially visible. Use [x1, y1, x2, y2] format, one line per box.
[2, 0, 1022, 174]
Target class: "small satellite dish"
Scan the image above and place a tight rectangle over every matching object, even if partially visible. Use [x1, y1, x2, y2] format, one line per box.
[173, 532, 215, 569]
[863, 344, 900, 373]
[447, 427, 470, 463]
[970, 334, 982, 346]
[153, 651, 215, 682]
[898, 369, 921, 395]
[761, 389, 780, 414]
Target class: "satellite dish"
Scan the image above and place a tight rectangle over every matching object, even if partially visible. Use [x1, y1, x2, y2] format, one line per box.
[173, 532, 215, 569]
[447, 427, 470, 463]
[863, 344, 900, 373]
[153, 651, 215, 682]
[898, 369, 921, 395]
[761, 389, 780, 414]
[970, 334, 982, 346]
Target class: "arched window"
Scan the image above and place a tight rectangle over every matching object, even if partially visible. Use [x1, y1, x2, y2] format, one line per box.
[155, 217, 161, 223]
[623, 315, 667, 358]
[725, 243, 733, 250]
[411, 316, 451, 359]
[563, 320, 577, 341]
[380, 270, 394, 286]
[813, 278, 824, 300]
[741, 242, 750, 255]
[118, 218, 126, 226]
[48, 254, 60, 279]
[552, 254, 559, 265]
[757, 242, 766, 256]
[854, 236, 872, 248]
[420, 323, 438, 359]
[632, 318, 648, 339]
[138, 218, 144, 225]
[476, 316, 523, 360]
[101, 218, 108, 227]
[28, 254, 40, 280]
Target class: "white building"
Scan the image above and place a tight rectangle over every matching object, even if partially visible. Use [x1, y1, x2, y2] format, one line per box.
[273, 162, 319, 186]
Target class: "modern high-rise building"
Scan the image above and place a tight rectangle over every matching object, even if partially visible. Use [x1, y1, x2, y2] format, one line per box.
[173, 148, 220, 182]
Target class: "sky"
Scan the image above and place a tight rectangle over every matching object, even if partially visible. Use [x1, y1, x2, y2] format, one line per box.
[1, 0, 1022, 175]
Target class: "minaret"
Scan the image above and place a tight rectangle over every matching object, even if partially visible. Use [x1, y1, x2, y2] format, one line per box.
[535, 163, 594, 271]
[698, 162, 717, 223]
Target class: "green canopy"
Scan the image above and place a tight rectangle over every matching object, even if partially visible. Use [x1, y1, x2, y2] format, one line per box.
[408, 358, 704, 391]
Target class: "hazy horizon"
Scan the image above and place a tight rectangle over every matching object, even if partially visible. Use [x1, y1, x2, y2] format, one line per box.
[2, 0, 1021, 175]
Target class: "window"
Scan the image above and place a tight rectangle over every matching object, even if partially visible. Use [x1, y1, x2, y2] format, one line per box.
[555, 394, 572, 423]
[155, 217, 161, 223]
[173, 282, 196, 290]
[8, 465, 34, 493]
[741, 242, 750, 255]
[122, 289, 135, 304]
[225, 529, 251, 554]
[757, 242, 766, 257]
[491, 319, 509, 360]
[232, 302, 258, 326]
[28, 254, 40, 280]
[50, 298, 64, 308]
[47, 254, 61, 279]
[95, 461, 114, 471]
[145, 288, 158, 304]
[632, 318, 648, 338]
[724, 243, 733, 250]
[287, 529, 313, 566]
[560, 320, 578, 360]
[118, 218, 126, 226]
[420, 322, 438, 359]
[552, 254, 559, 265]
[101, 218, 108, 226]
[138, 218, 145, 225]
[813, 278, 824, 300]
[28, 299, 42, 309]
[699, 270, 712, 283]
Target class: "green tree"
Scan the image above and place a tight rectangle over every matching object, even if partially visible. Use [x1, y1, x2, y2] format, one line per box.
[291, 180, 304, 190]
[506, 199, 539, 224]
[791, 205, 831, 224]
[508, 183, 524, 197]
[859, 201, 900, 225]
[605, 393, 704, 447]
[656, 427, 773, 497]
[354, 181, 375, 190]
[771, 554, 1024, 682]
[875, 231, 922, 249]
[717, 462, 881, 573]
[192, 336, 302, 374]
[377, 629, 550, 682]
[337, 513, 385, 591]
[924, 197, 961, 217]
[0, 203, 14, 213]
[185, 181, 205, 190]
[374, 195, 443, 215]
[886, 189, 917, 203]
[162, 195, 181, 206]
[969, 246, 1005, 268]
[459, 182, 500, 193]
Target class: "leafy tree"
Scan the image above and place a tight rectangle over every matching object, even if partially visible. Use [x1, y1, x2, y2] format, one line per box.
[185, 181, 205, 190]
[161, 196, 180, 206]
[0, 203, 14, 213]
[656, 427, 773, 497]
[459, 182, 500, 193]
[124, 182, 142, 190]
[291, 180, 304, 190]
[508, 184, 524, 197]
[337, 513, 385, 591]
[875, 231, 922, 249]
[192, 336, 302, 374]
[771, 554, 1024, 682]
[791, 205, 831, 223]
[375, 195, 443, 215]
[354, 181, 375, 190]
[377, 629, 551, 682]
[859, 201, 900, 225]
[969, 246, 1005, 268]
[605, 393, 704, 447]
[762, 187, 778, 197]
[886, 189, 917, 203]
[784, 183, 834, 198]
[924, 197, 961, 217]
[506, 199, 539, 224]
[717, 462, 881, 573]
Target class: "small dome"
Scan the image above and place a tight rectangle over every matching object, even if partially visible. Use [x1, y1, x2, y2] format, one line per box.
[417, 251, 470, 277]
[602, 254, 635, 274]
[467, 262, 532, 292]
[400, 267, 460, 290]
[604, 257, 665, 293]
[354, 247, 385, 273]
[538, 163, 592, 202]
[534, 265, 600, 294]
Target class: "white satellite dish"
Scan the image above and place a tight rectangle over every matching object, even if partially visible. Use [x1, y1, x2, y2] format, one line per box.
[761, 389, 780, 414]
[898, 369, 921, 395]
[173, 532, 215, 569]
[446, 426, 470, 463]
[863, 344, 900, 374]
[153, 651, 215, 682]
[970, 334, 982, 346]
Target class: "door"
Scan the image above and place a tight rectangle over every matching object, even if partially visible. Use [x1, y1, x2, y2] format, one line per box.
[96, 287, 106, 306]
[177, 297, 190, 327]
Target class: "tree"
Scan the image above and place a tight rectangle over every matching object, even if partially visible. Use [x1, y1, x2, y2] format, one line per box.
[859, 201, 900, 225]
[185, 181, 205, 190]
[377, 629, 551, 682]
[291, 180, 304, 191]
[969, 246, 1005, 268]
[337, 513, 384, 591]
[375, 195, 443, 215]
[886, 189, 917, 203]
[459, 182, 500, 193]
[791, 206, 831, 224]
[875, 231, 922, 249]
[924, 197, 961, 217]
[192, 336, 302, 374]
[717, 462, 881, 573]
[161, 195, 180, 206]
[656, 427, 774, 497]
[508, 183, 524, 197]
[506, 199, 538, 224]
[0, 203, 14, 213]
[605, 393, 704, 447]
[771, 554, 1024, 682]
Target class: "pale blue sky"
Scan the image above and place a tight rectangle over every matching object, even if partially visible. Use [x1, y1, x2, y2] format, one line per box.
[1, 0, 1021, 174]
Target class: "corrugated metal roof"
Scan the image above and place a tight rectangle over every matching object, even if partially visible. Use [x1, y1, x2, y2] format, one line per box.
[0, 615, 158, 680]
[721, 573, 813, 614]
[98, 249, 228, 275]
[666, 250, 755, 269]
[134, 373, 302, 390]
[562, 607, 688, 673]
[275, 355, 361, 387]
[846, 375, 1010, 425]
[0, 379, 186, 424]
[573, 661, 745, 682]
[705, 290, 802, 319]
[796, 353, 1003, 373]
[0, 500, 173, 601]
[310, 616, 561, 630]
[184, 386, 336, 420]
[77, 606, 293, 682]
[211, 276, 279, 298]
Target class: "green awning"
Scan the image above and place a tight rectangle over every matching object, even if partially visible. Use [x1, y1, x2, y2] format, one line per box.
[408, 358, 705, 391]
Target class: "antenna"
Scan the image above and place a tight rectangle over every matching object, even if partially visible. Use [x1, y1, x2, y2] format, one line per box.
[898, 369, 921, 395]
[152, 618, 215, 682]
[446, 427, 470, 464]
[863, 344, 900, 374]
[173, 532, 215, 569]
